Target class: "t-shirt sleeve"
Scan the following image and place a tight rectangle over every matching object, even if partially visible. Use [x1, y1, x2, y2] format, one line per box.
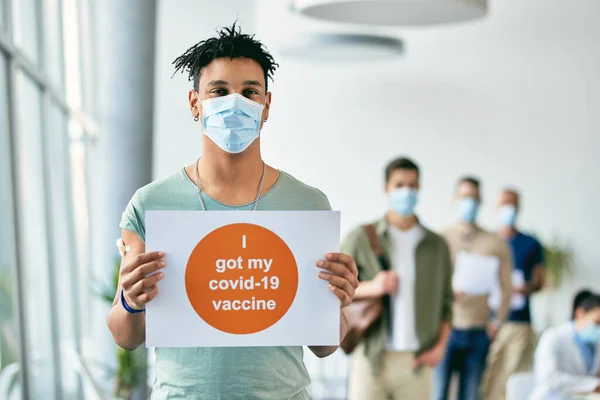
[119, 190, 146, 243]
[532, 238, 545, 266]
[315, 189, 333, 211]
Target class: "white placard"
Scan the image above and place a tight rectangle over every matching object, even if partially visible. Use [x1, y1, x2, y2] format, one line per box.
[489, 270, 526, 311]
[145, 210, 341, 348]
[452, 251, 500, 296]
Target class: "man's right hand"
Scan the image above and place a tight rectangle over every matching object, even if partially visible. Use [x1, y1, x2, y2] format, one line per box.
[120, 251, 166, 310]
[373, 270, 399, 295]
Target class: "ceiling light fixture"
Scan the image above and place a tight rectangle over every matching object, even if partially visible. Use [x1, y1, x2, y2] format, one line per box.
[292, 0, 488, 26]
[276, 32, 404, 62]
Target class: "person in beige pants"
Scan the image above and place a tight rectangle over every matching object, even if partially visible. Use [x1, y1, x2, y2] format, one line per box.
[483, 189, 545, 400]
[342, 157, 454, 400]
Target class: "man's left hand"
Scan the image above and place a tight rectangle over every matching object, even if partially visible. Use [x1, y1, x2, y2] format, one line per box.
[513, 284, 532, 296]
[317, 253, 359, 307]
[487, 321, 501, 340]
[413, 345, 445, 368]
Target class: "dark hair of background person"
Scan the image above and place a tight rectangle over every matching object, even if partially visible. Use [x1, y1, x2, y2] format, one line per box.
[172, 22, 279, 92]
[384, 157, 420, 183]
[572, 289, 594, 319]
[456, 175, 481, 189]
[579, 294, 600, 313]
[501, 187, 520, 206]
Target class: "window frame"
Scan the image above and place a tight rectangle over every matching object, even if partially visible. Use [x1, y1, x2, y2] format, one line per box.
[0, 0, 99, 398]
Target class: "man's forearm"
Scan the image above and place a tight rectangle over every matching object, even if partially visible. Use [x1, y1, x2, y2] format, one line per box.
[496, 270, 514, 322]
[530, 265, 545, 293]
[495, 294, 511, 323]
[525, 281, 542, 294]
[340, 309, 348, 341]
[436, 321, 451, 349]
[354, 281, 382, 300]
[107, 303, 146, 350]
[308, 310, 347, 358]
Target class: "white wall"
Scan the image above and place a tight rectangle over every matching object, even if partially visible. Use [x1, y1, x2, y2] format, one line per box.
[253, 0, 600, 330]
[154, 0, 600, 356]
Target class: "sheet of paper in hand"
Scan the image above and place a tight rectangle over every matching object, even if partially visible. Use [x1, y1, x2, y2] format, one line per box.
[489, 270, 526, 311]
[452, 251, 500, 296]
[145, 210, 341, 348]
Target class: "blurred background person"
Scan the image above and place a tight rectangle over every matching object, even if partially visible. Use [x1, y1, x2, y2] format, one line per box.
[482, 189, 545, 400]
[341, 157, 453, 400]
[573, 290, 594, 319]
[530, 292, 600, 400]
[434, 177, 513, 400]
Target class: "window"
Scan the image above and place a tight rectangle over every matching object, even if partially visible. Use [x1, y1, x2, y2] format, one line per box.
[1, 0, 98, 397]
[62, 0, 82, 108]
[0, 54, 22, 400]
[14, 70, 58, 400]
[305, 351, 348, 399]
[43, 0, 65, 90]
[12, 0, 40, 65]
[68, 122, 91, 351]
[74, 0, 95, 114]
[0, 0, 5, 31]
[46, 103, 81, 399]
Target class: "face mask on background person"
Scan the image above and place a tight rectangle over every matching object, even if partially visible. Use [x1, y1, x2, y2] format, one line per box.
[200, 93, 265, 154]
[389, 188, 418, 216]
[579, 322, 600, 344]
[458, 197, 479, 223]
[499, 205, 518, 227]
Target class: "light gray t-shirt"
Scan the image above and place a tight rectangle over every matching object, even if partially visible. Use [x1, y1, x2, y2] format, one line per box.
[120, 168, 331, 400]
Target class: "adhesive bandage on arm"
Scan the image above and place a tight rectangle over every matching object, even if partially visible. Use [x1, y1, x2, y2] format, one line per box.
[116, 238, 131, 257]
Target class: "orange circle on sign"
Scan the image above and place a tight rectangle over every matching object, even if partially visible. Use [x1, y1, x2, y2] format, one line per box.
[185, 223, 298, 334]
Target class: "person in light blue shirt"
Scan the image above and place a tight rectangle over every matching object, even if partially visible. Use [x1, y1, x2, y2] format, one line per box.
[531, 293, 600, 400]
[106, 23, 360, 400]
[574, 322, 597, 375]
[573, 289, 594, 319]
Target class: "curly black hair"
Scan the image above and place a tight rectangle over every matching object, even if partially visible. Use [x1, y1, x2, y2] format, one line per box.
[172, 22, 279, 91]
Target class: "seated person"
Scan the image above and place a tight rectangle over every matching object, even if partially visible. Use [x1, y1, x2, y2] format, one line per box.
[530, 293, 600, 399]
[573, 289, 594, 319]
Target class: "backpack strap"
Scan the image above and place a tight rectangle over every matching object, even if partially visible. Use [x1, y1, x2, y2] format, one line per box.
[361, 223, 392, 331]
[363, 224, 383, 256]
[362, 223, 390, 271]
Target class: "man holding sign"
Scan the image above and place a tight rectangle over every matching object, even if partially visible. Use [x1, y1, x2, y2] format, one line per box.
[106, 23, 358, 400]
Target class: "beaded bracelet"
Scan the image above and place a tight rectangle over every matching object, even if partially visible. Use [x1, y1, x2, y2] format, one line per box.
[120, 289, 145, 314]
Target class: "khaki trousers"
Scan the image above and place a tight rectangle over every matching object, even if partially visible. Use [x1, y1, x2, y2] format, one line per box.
[348, 344, 433, 400]
[482, 323, 536, 400]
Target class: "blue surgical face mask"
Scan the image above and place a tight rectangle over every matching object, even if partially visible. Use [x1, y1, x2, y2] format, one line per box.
[499, 205, 518, 227]
[200, 93, 265, 154]
[579, 322, 600, 344]
[458, 197, 479, 223]
[389, 188, 418, 216]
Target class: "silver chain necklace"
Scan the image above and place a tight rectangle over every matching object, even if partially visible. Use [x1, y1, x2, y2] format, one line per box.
[194, 157, 266, 211]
